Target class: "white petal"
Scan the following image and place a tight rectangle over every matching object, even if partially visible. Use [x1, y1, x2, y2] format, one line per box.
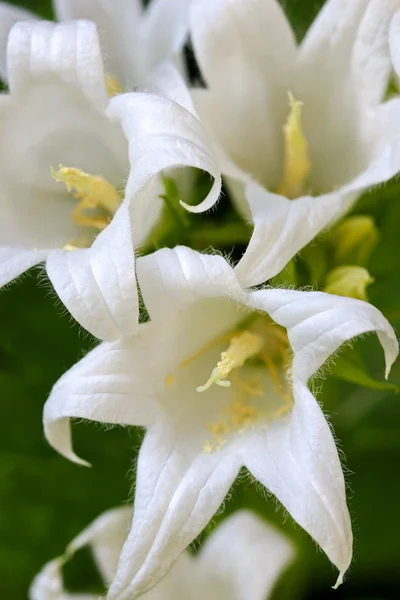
[54, 0, 143, 86]
[148, 62, 196, 115]
[0, 2, 36, 81]
[190, 0, 295, 187]
[240, 382, 351, 586]
[67, 506, 132, 585]
[7, 20, 108, 112]
[236, 113, 400, 287]
[190, 88, 251, 182]
[46, 203, 138, 342]
[0, 247, 49, 288]
[108, 426, 241, 599]
[247, 288, 398, 382]
[43, 334, 161, 466]
[351, 0, 399, 108]
[107, 92, 222, 215]
[389, 9, 400, 80]
[234, 182, 355, 287]
[298, 0, 369, 68]
[142, 0, 190, 70]
[190, 0, 295, 91]
[198, 511, 295, 600]
[29, 506, 132, 600]
[136, 245, 245, 320]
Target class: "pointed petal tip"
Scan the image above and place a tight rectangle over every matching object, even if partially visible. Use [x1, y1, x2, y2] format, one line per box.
[67, 452, 92, 468]
[332, 571, 344, 590]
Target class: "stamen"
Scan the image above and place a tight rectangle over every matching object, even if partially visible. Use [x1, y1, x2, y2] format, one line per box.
[52, 165, 121, 231]
[165, 374, 175, 387]
[196, 331, 264, 393]
[277, 92, 311, 199]
[105, 73, 123, 97]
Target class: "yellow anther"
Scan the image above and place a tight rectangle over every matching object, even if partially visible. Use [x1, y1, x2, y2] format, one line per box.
[324, 265, 374, 301]
[196, 331, 264, 393]
[105, 73, 123, 97]
[230, 400, 259, 429]
[52, 165, 121, 232]
[165, 374, 175, 387]
[277, 92, 311, 199]
[63, 243, 80, 251]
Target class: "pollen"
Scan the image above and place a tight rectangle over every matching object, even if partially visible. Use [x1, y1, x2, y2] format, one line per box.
[105, 73, 123, 97]
[52, 165, 121, 232]
[196, 330, 264, 393]
[277, 92, 311, 199]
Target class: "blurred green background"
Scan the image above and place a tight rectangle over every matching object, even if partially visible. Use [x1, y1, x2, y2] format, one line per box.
[1, 0, 400, 598]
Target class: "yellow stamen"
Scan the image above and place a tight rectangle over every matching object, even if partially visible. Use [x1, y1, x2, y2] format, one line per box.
[105, 73, 123, 97]
[196, 331, 264, 393]
[165, 374, 175, 387]
[180, 332, 235, 370]
[277, 92, 311, 199]
[52, 165, 121, 231]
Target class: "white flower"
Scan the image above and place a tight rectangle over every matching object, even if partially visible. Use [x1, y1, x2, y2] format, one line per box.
[43, 246, 398, 598]
[0, 0, 190, 87]
[30, 507, 294, 600]
[187, 0, 400, 286]
[0, 20, 219, 340]
[29, 506, 131, 600]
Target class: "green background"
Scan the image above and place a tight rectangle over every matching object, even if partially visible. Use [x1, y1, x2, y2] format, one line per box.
[1, 1, 400, 598]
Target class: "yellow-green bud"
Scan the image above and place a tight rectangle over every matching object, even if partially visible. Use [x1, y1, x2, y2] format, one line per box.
[329, 215, 379, 266]
[323, 266, 374, 301]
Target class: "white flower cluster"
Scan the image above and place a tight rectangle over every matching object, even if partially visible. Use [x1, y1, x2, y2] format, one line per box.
[1, 0, 400, 598]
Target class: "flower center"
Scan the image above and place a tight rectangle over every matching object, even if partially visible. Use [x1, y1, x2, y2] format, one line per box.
[171, 318, 293, 452]
[52, 165, 122, 249]
[276, 93, 311, 199]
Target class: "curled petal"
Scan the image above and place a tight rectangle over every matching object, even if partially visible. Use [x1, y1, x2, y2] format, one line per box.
[46, 203, 138, 342]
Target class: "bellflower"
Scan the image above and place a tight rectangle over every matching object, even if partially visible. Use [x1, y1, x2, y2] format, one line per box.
[30, 508, 294, 600]
[0, 0, 190, 87]
[0, 20, 219, 340]
[186, 0, 400, 286]
[43, 246, 398, 598]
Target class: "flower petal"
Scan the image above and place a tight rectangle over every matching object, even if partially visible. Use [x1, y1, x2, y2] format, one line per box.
[107, 92, 222, 215]
[46, 203, 138, 342]
[0, 2, 36, 81]
[0, 247, 49, 288]
[136, 245, 245, 320]
[190, 0, 295, 187]
[108, 425, 241, 599]
[247, 288, 398, 381]
[29, 506, 132, 600]
[234, 182, 355, 287]
[54, 0, 143, 86]
[350, 0, 398, 108]
[190, 0, 295, 92]
[389, 9, 400, 80]
[198, 511, 295, 600]
[7, 20, 108, 112]
[43, 333, 161, 466]
[141, 0, 190, 69]
[240, 382, 351, 587]
[67, 506, 132, 586]
[298, 0, 369, 68]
